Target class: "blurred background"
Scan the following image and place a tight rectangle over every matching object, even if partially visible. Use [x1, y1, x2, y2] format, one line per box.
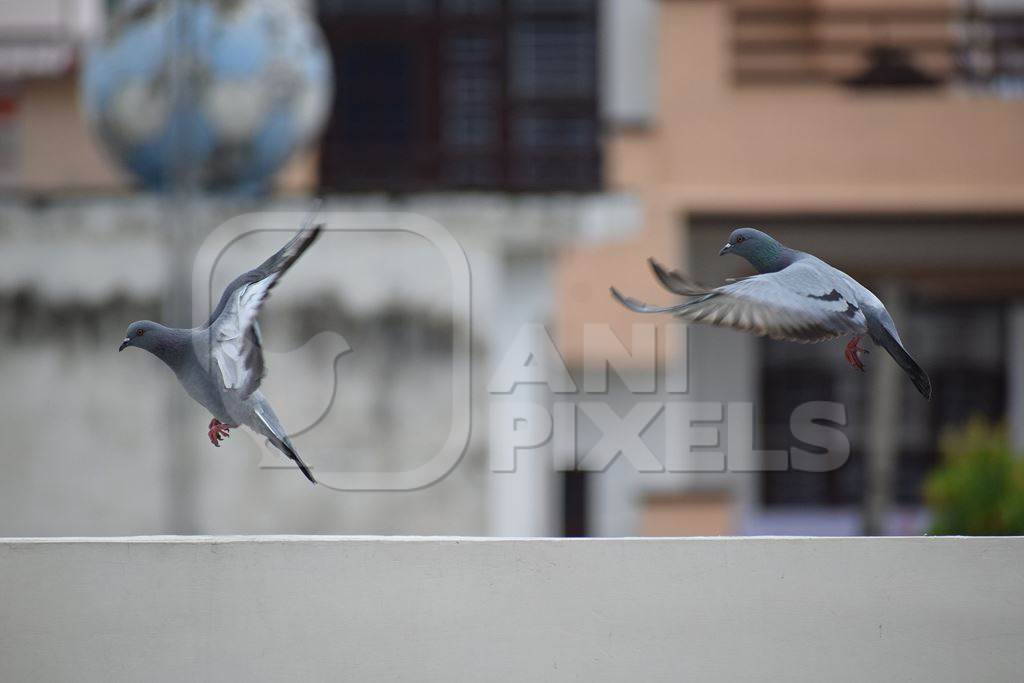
[0, 0, 1022, 538]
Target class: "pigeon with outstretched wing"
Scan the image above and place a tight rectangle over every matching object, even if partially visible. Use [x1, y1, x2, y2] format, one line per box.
[611, 228, 931, 399]
[119, 220, 324, 482]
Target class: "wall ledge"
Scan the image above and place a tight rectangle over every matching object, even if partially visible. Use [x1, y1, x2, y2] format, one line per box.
[3, 536, 1022, 681]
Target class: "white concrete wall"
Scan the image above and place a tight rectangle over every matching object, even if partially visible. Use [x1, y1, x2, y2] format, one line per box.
[1, 536, 1022, 682]
[0, 195, 639, 537]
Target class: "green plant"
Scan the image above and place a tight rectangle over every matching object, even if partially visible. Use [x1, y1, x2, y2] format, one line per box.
[924, 419, 1024, 535]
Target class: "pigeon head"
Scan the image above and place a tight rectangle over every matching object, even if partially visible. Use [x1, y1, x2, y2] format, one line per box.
[119, 320, 179, 359]
[719, 228, 793, 273]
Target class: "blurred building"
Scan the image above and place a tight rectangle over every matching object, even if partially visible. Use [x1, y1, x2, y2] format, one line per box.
[2, 0, 1023, 538]
[556, 0, 1024, 536]
[0, 0, 641, 536]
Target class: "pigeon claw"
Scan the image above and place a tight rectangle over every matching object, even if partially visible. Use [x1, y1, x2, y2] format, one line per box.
[207, 418, 232, 447]
[844, 336, 869, 372]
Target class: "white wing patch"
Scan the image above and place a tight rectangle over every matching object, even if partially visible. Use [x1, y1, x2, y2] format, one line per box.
[211, 273, 275, 394]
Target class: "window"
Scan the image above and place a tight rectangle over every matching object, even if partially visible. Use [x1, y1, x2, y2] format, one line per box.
[761, 300, 1006, 507]
[317, 0, 600, 191]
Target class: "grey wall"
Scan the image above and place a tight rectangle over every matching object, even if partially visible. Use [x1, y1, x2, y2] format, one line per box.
[1, 536, 1022, 681]
[0, 195, 638, 536]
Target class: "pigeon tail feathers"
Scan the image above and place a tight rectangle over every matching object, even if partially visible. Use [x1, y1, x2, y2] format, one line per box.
[253, 406, 317, 484]
[872, 326, 932, 400]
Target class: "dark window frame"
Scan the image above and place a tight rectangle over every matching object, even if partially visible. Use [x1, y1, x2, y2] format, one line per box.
[317, 0, 601, 192]
[760, 299, 1007, 508]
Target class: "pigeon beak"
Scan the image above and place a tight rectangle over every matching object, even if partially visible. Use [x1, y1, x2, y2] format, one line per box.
[118, 337, 131, 352]
[719, 242, 732, 256]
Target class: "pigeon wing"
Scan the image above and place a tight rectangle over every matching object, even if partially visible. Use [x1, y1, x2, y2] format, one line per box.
[207, 225, 323, 398]
[647, 258, 712, 297]
[613, 260, 865, 343]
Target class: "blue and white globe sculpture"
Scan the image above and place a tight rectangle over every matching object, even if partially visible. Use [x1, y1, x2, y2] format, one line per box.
[81, 0, 332, 192]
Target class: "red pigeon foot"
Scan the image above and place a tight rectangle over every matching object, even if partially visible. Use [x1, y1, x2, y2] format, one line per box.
[844, 335, 870, 372]
[207, 418, 233, 447]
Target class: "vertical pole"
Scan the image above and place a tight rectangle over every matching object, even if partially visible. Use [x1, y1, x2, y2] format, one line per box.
[862, 281, 903, 536]
[1007, 303, 1024, 454]
[162, 0, 200, 533]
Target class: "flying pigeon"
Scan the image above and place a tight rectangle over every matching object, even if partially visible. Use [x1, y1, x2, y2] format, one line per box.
[119, 222, 324, 483]
[610, 228, 931, 399]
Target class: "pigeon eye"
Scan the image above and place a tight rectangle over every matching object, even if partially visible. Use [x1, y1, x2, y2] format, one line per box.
[136, 329, 144, 336]
[735, 236, 746, 243]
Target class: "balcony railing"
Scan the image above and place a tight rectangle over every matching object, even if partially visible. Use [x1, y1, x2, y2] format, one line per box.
[732, 2, 1024, 93]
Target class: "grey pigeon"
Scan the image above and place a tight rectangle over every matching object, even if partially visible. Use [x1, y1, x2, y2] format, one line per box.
[610, 228, 931, 399]
[119, 223, 324, 483]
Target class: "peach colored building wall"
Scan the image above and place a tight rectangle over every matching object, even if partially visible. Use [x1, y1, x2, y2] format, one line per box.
[555, 0, 1024, 364]
[16, 76, 127, 192]
[9, 76, 320, 194]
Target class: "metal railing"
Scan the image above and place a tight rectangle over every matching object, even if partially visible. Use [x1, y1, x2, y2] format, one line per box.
[732, 2, 1024, 93]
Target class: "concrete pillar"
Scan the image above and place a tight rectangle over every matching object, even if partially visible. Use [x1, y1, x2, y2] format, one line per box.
[486, 253, 560, 536]
[863, 282, 902, 536]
